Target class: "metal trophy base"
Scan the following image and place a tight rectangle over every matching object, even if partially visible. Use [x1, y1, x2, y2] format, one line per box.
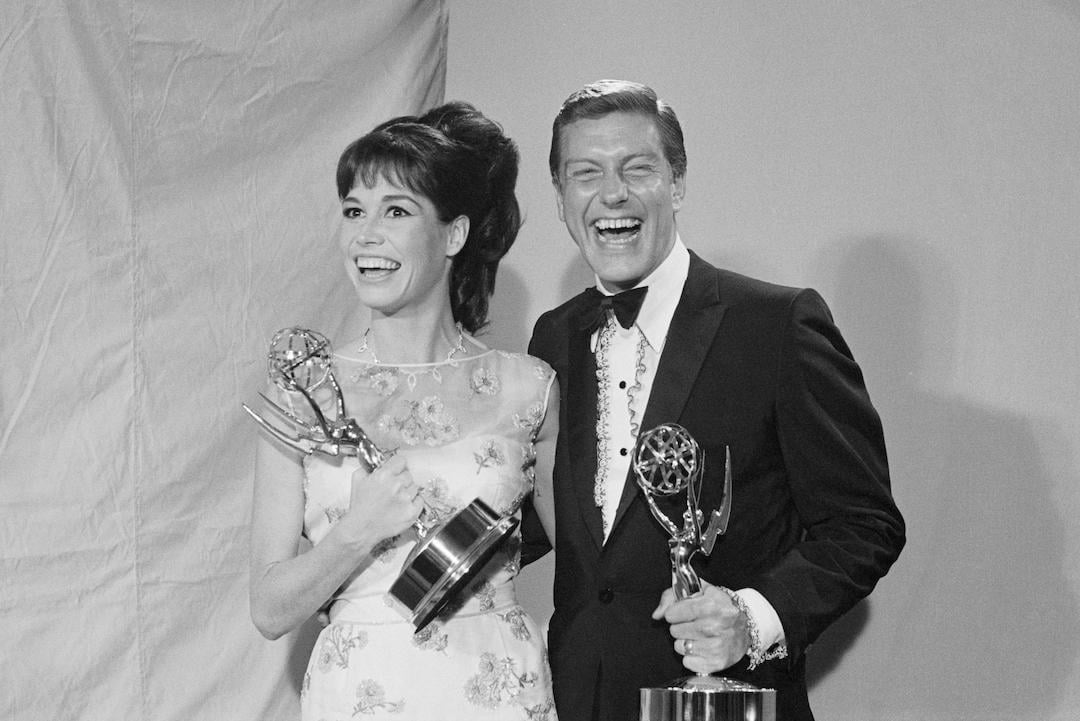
[388, 498, 518, 632]
[640, 675, 776, 721]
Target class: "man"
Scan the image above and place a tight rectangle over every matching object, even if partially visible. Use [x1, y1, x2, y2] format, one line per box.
[521, 80, 905, 721]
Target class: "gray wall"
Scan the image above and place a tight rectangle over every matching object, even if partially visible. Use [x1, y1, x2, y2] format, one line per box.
[446, 2, 1080, 719]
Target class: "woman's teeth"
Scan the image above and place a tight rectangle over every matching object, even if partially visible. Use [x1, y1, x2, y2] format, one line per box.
[355, 257, 400, 274]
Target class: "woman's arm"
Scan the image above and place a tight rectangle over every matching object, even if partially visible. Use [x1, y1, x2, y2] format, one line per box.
[248, 435, 421, 639]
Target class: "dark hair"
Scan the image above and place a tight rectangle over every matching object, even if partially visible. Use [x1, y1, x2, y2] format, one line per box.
[548, 79, 687, 184]
[336, 101, 521, 333]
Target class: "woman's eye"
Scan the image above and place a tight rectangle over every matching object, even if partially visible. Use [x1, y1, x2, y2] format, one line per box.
[387, 206, 411, 218]
[343, 207, 362, 219]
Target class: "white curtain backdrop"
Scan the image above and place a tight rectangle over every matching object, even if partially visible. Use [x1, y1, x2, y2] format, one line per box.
[0, 2, 446, 719]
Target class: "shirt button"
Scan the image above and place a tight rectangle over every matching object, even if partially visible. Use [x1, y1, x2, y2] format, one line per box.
[598, 588, 615, 604]
[619, 380, 627, 389]
[619, 448, 628, 456]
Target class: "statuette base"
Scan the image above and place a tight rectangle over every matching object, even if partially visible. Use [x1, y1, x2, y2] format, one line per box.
[640, 675, 776, 721]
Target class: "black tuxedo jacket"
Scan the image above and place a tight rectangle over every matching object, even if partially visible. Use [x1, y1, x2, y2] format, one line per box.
[522, 251, 905, 721]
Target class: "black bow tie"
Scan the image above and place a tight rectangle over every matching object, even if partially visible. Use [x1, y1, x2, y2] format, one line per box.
[579, 286, 649, 333]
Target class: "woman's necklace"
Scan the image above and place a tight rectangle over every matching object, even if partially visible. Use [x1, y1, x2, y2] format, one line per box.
[356, 322, 466, 364]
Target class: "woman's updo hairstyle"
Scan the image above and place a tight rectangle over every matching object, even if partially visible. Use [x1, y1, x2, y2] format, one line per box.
[336, 101, 521, 334]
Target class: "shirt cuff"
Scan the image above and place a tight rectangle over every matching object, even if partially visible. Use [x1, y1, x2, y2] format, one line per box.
[734, 587, 788, 665]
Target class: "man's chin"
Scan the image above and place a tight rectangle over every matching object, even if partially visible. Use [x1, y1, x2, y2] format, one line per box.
[595, 272, 645, 293]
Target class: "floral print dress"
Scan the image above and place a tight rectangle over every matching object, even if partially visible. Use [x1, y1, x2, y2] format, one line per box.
[299, 348, 557, 721]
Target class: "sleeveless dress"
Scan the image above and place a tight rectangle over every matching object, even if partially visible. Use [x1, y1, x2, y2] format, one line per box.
[299, 347, 558, 721]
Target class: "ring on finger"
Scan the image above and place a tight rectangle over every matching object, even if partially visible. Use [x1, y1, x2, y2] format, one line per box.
[683, 639, 694, 656]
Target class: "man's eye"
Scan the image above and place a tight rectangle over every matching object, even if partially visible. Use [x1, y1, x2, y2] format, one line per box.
[625, 165, 655, 178]
[569, 168, 601, 183]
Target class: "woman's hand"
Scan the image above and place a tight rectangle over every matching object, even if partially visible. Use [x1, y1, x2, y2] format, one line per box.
[249, 443, 422, 639]
[339, 454, 423, 547]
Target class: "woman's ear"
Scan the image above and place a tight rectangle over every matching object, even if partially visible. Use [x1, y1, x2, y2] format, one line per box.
[446, 215, 469, 257]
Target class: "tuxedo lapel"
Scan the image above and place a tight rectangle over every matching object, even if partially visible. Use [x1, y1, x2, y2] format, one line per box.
[566, 302, 606, 550]
[610, 253, 726, 532]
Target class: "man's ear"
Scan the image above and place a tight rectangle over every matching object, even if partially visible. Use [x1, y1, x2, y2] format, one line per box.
[446, 215, 469, 257]
[553, 178, 566, 222]
[671, 173, 686, 213]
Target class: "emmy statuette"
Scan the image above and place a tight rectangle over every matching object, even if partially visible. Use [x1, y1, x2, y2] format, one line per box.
[633, 423, 776, 721]
[242, 327, 517, 632]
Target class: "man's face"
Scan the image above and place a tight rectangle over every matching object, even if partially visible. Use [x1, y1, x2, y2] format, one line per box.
[554, 112, 684, 292]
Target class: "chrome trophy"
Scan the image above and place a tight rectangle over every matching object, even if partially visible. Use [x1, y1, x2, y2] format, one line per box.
[242, 327, 517, 632]
[632, 423, 775, 721]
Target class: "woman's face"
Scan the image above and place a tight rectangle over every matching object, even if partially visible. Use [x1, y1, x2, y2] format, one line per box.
[337, 174, 466, 319]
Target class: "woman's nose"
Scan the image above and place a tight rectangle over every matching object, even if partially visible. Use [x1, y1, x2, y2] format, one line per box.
[352, 217, 383, 245]
[359, 225, 382, 245]
[338, 217, 381, 252]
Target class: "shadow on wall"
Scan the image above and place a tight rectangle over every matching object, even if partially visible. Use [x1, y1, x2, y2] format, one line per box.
[483, 254, 595, 354]
[288, 618, 322, 693]
[482, 264, 535, 353]
[806, 237, 1080, 716]
[557, 258, 596, 305]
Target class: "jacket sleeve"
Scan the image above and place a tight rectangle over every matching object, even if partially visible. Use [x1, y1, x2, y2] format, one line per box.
[518, 315, 559, 567]
[753, 288, 905, 659]
[518, 495, 553, 566]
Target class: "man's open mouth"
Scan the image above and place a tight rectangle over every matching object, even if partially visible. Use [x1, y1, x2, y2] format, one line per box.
[594, 217, 642, 241]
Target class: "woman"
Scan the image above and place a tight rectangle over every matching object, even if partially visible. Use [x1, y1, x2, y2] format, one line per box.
[249, 102, 558, 720]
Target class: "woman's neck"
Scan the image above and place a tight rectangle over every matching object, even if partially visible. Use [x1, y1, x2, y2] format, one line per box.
[358, 314, 467, 365]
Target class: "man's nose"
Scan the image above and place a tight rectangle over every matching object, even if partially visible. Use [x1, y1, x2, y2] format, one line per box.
[599, 172, 629, 205]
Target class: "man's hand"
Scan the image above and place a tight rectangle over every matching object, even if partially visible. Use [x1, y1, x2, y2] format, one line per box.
[652, 581, 751, 675]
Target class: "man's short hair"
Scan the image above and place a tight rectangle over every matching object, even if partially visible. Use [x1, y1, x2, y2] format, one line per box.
[549, 79, 687, 184]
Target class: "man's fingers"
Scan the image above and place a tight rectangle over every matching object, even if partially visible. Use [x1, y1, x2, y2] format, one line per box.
[651, 587, 677, 619]
[675, 637, 696, 656]
[673, 636, 746, 675]
[659, 593, 714, 623]
[662, 584, 740, 624]
[683, 653, 735, 675]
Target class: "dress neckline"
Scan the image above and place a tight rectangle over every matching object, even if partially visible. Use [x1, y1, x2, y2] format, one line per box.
[334, 347, 496, 367]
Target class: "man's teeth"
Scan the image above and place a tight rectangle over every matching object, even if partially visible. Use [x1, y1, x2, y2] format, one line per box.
[355, 258, 400, 272]
[594, 218, 642, 233]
